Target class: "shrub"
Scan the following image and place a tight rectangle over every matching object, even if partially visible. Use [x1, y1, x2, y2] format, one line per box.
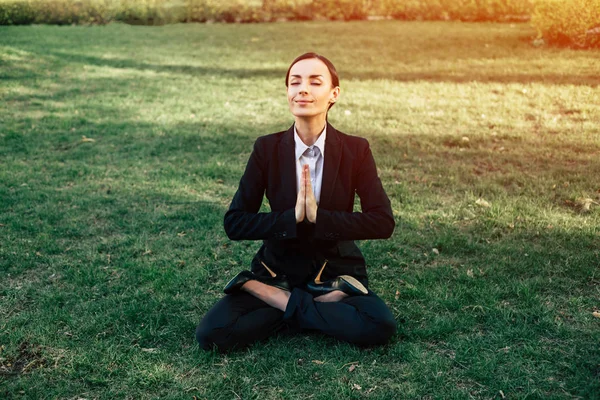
[185, 0, 269, 23]
[311, 0, 369, 21]
[115, 0, 188, 25]
[0, 0, 36, 25]
[30, 0, 117, 25]
[0, 0, 544, 26]
[531, 0, 600, 47]
[0, 0, 119, 25]
[380, 0, 533, 22]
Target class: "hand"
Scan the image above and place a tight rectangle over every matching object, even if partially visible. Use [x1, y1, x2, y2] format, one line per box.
[314, 290, 348, 302]
[295, 164, 318, 223]
[304, 165, 318, 223]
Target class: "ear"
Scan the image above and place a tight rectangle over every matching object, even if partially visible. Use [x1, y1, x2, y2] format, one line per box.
[330, 86, 341, 104]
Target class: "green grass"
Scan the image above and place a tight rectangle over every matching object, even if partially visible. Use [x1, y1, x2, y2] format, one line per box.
[1, 20, 599, 399]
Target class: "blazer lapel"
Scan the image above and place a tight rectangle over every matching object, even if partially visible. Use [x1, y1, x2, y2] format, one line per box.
[278, 124, 297, 209]
[320, 122, 342, 209]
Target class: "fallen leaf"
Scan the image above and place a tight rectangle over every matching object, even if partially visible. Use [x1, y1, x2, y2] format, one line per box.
[143, 250, 152, 256]
[365, 386, 378, 394]
[499, 390, 505, 399]
[348, 364, 357, 372]
[432, 248, 439, 255]
[177, 232, 187, 237]
[576, 197, 598, 212]
[141, 348, 158, 353]
[475, 198, 491, 208]
[352, 383, 362, 390]
[81, 136, 95, 143]
[467, 269, 474, 278]
[593, 311, 600, 318]
[395, 290, 400, 300]
[312, 360, 324, 365]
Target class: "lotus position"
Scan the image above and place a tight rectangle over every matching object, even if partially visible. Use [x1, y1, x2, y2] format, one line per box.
[196, 53, 397, 351]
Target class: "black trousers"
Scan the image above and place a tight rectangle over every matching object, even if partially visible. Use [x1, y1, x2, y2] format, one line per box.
[196, 287, 397, 352]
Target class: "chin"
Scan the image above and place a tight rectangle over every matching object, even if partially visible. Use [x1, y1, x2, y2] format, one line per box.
[291, 108, 321, 118]
[292, 111, 315, 118]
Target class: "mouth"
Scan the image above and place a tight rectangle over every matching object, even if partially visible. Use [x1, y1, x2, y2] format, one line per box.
[295, 100, 313, 105]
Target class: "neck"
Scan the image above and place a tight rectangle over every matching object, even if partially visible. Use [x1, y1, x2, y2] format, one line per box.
[294, 114, 327, 146]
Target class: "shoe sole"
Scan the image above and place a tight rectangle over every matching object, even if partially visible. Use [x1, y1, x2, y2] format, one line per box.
[339, 275, 368, 295]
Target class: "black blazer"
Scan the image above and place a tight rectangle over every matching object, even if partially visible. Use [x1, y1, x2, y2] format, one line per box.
[224, 122, 394, 288]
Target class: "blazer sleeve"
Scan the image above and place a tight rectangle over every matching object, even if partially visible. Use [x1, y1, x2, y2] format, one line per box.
[314, 139, 395, 241]
[223, 138, 297, 241]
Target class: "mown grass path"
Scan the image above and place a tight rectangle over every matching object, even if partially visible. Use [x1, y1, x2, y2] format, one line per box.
[1, 21, 599, 399]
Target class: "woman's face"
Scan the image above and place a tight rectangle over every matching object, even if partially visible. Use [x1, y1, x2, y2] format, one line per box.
[287, 58, 340, 119]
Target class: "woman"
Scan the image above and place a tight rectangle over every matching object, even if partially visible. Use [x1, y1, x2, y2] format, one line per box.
[196, 53, 397, 351]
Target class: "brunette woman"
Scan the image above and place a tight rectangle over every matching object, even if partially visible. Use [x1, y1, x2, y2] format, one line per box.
[196, 53, 397, 351]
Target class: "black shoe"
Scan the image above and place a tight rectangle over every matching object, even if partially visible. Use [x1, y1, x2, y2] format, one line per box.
[306, 260, 368, 297]
[224, 262, 291, 294]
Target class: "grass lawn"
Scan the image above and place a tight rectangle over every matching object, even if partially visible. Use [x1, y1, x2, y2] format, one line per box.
[1, 20, 599, 399]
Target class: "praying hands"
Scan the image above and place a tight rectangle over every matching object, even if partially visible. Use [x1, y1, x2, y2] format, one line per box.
[295, 164, 318, 224]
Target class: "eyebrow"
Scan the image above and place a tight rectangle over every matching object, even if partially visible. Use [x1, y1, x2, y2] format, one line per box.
[290, 75, 324, 79]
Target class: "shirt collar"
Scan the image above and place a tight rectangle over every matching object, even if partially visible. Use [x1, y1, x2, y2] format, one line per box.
[294, 124, 327, 160]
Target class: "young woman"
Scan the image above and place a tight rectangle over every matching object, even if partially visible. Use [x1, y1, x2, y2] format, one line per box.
[196, 53, 397, 351]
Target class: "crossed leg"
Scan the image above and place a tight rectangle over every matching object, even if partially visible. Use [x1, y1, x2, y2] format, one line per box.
[196, 288, 396, 351]
[195, 292, 287, 352]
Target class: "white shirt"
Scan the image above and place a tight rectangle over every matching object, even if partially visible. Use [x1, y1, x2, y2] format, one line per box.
[294, 124, 326, 205]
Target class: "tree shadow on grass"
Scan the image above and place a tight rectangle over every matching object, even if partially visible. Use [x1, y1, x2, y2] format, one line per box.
[3, 105, 599, 207]
[14, 48, 600, 87]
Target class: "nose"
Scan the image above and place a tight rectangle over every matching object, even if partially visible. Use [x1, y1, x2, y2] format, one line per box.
[298, 81, 309, 94]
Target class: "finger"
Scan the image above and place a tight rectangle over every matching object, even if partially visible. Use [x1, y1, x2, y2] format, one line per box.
[306, 173, 312, 191]
[303, 165, 308, 186]
[305, 169, 314, 196]
[299, 171, 306, 199]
